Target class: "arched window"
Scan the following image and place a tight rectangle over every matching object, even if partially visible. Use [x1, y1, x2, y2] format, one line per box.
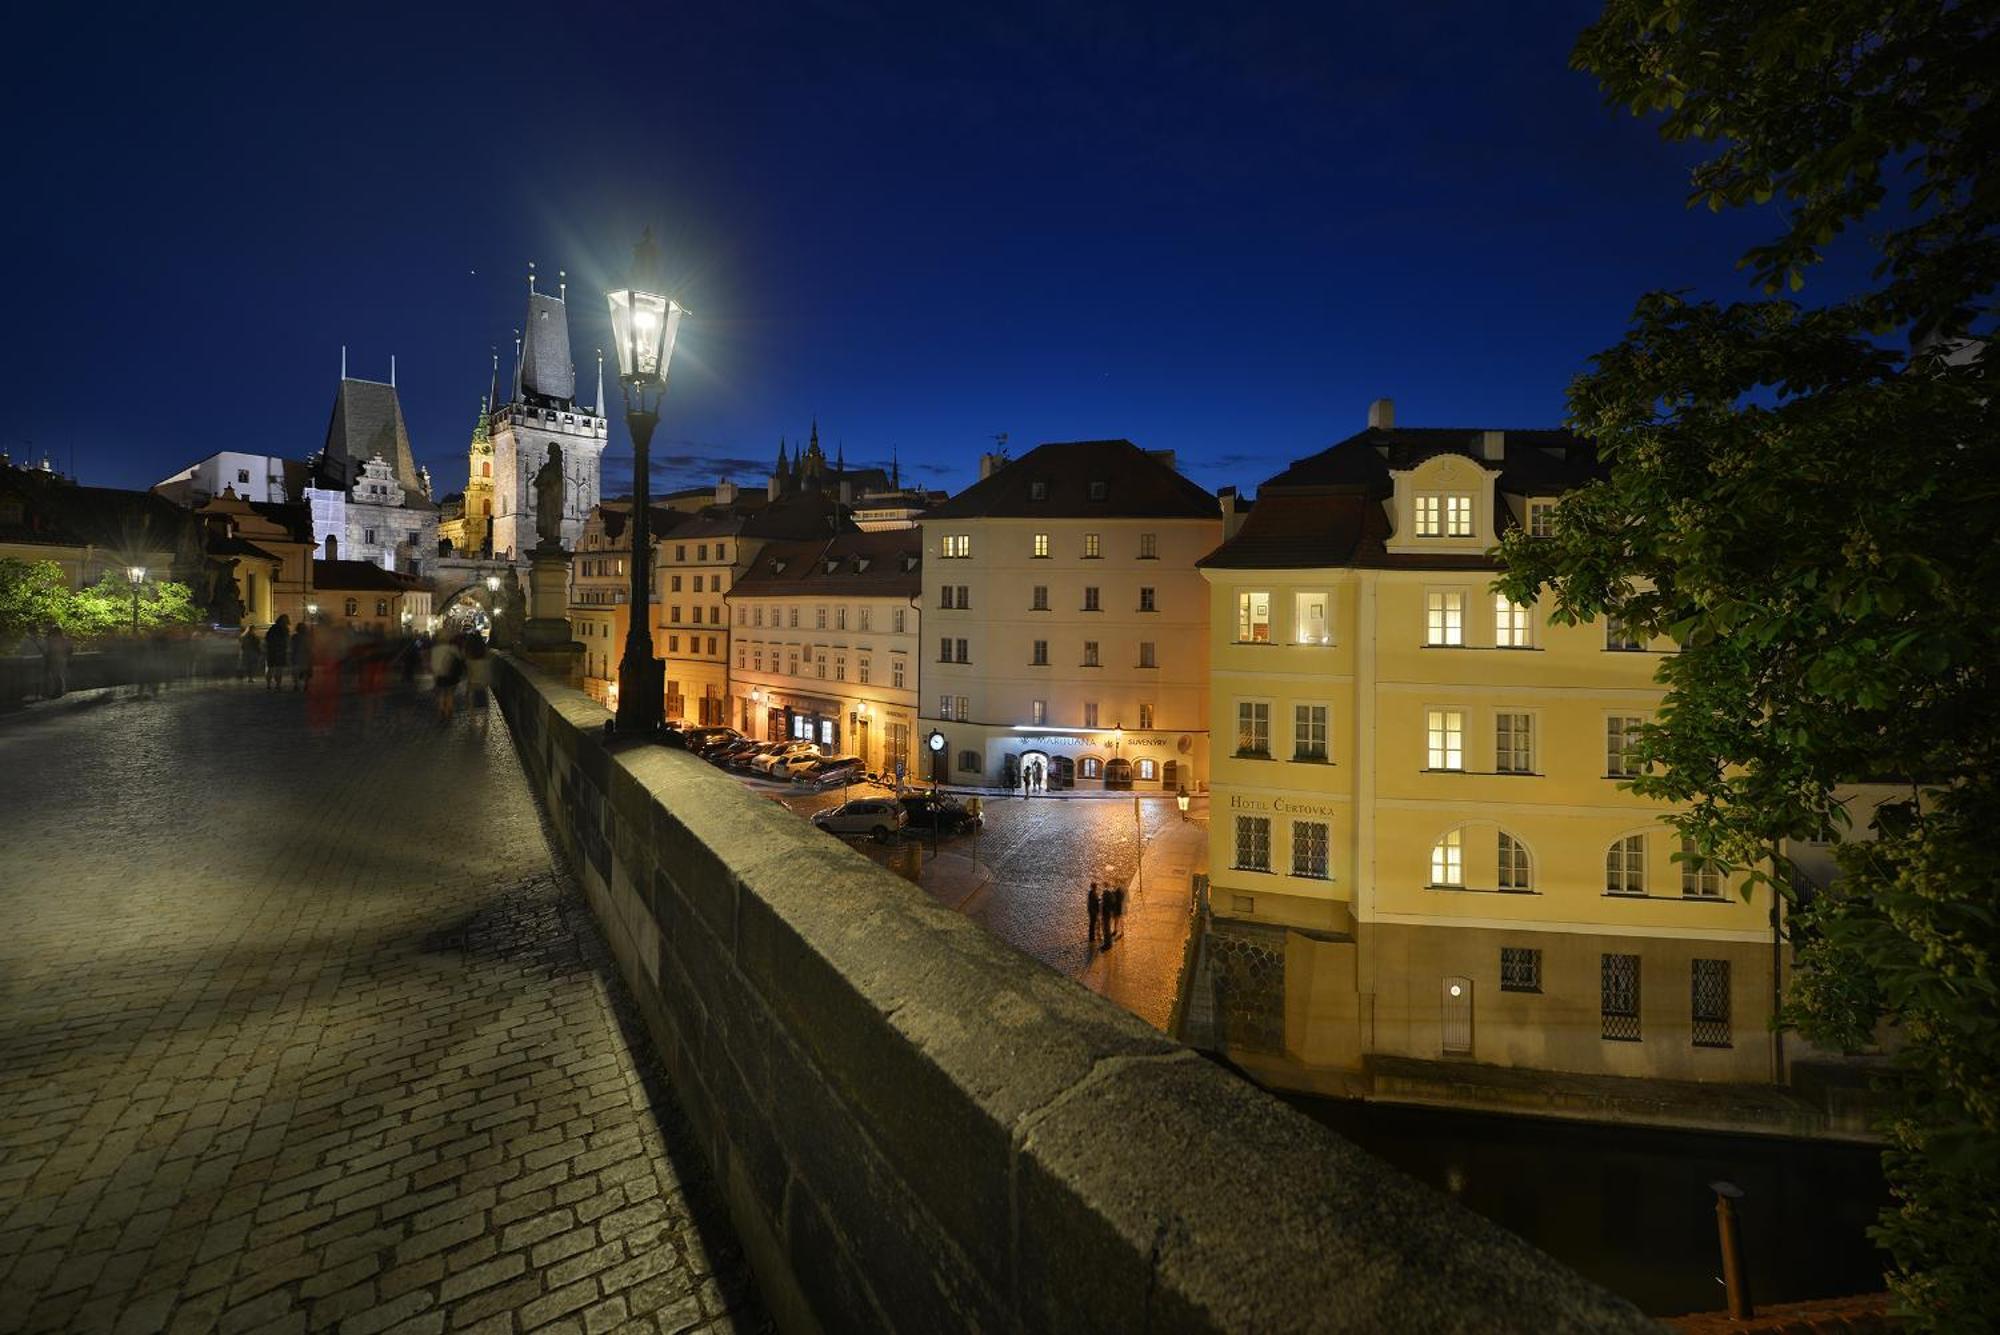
[957, 750, 982, 774]
[1497, 832, 1531, 891]
[1079, 756, 1103, 779]
[1430, 828, 1463, 886]
[1607, 834, 1647, 895]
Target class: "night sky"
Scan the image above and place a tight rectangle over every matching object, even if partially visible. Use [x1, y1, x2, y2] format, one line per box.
[10, 1, 1793, 501]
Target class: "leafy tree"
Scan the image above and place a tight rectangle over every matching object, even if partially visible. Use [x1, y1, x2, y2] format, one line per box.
[0, 558, 73, 652]
[67, 571, 201, 639]
[1499, 2, 1998, 1324]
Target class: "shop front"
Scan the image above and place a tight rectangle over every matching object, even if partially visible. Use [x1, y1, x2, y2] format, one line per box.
[957, 727, 1206, 792]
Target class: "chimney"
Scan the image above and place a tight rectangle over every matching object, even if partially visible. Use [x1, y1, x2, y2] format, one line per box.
[980, 452, 1007, 480]
[1479, 430, 1505, 461]
[1147, 449, 1178, 472]
[1367, 398, 1395, 430]
[715, 479, 737, 505]
[767, 474, 782, 502]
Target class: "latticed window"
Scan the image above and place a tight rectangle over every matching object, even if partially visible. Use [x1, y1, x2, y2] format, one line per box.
[1528, 500, 1555, 537]
[1235, 816, 1271, 872]
[1081, 641, 1099, 667]
[1606, 835, 1647, 894]
[1291, 821, 1329, 879]
[1605, 616, 1645, 651]
[1496, 713, 1533, 773]
[1139, 532, 1157, 558]
[1500, 947, 1541, 993]
[1681, 837, 1723, 898]
[1601, 954, 1641, 1041]
[1415, 495, 1442, 536]
[1430, 828, 1463, 886]
[1606, 716, 1644, 776]
[1691, 959, 1732, 1047]
[1031, 640, 1048, 666]
[1445, 494, 1473, 536]
[1083, 586, 1101, 611]
[1031, 585, 1049, 611]
[1426, 709, 1464, 770]
[1497, 832, 1530, 890]
[1237, 701, 1270, 754]
[1426, 592, 1464, 646]
[1033, 533, 1049, 558]
[1083, 533, 1100, 558]
[1494, 595, 1531, 647]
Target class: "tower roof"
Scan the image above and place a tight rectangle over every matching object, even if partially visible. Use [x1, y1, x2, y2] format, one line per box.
[319, 378, 423, 500]
[520, 291, 575, 406]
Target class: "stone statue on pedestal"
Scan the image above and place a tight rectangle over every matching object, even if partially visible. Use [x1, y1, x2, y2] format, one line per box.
[533, 444, 565, 550]
[497, 567, 527, 647]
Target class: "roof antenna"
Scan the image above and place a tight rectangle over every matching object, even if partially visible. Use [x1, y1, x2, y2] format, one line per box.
[390, 354, 396, 388]
[512, 329, 523, 400]
[595, 348, 604, 416]
[528, 261, 537, 296]
[341, 345, 348, 380]
[559, 269, 567, 302]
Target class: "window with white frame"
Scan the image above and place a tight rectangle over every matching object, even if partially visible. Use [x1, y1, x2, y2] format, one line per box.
[1031, 585, 1049, 611]
[1495, 712, 1534, 774]
[939, 695, 956, 720]
[1235, 816, 1271, 872]
[1497, 832, 1531, 890]
[1083, 702, 1099, 727]
[858, 607, 872, 631]
[1138, 703, 1153, 729]
[789, 607, 799, 627]
[1138, 641, 1156, 668]
[1414, 495, 1442, 536]
[1528, 500, 1556, 538]
[1080, 757, 1102, 779]
[1292, 821, 1329, 879]
[1445, 494, 1473, 536]
[816, 606, 828, 628]
[1238, 591, 1271, 642]
[1425, 591, 1464, 646]
[1031, 639, 1048, 665]
[892, 658, 905, 688]
[1606, 716, 1644, 776]
[1426, 709, 1464, 770]
[1237, 701, 1270, 755]
[1294, 704, 1328, 760]
[942, 534, 970, 558]
[954, 638, 969, 664]
[1680, 836, 1723, 898]
[1139, 532, 1157, 559]
[1031, 700, 1046, 725]
[1605, 616, 1645, 651]
[954, 695, 968, 721]
[858, 657, 870, 684]
[939, 636, 952, 662]
[1081, 640, 1100, 667]
[1494, 595, 1531, 647]
[1606, 834, 1647, 895]
[1083, 533, 1100, 558]
[1430, 829, 1463, 886]
[1137, 758, 1156, 780]
[1032, 533, 1049, 558]
[1138, 586, 1156, 612]
[1083, 586, 1100, 611]
[1295, 592, 1329, 644]
[837, 607, 848, 630]
[893, 608, 905, 633]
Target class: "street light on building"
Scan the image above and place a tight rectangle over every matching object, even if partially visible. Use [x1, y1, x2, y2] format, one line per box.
[126, 566, 145, 635]
[305, 602, 319, 624]
[606, 229, 686, 737]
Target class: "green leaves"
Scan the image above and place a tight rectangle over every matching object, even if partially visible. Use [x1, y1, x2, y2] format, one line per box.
[0, 560, 201, 649]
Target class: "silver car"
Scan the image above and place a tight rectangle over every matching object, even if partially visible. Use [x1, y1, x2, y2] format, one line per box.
[810, 798, 909, 843]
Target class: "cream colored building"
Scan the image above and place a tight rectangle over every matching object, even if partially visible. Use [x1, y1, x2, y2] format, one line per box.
[1198, 401, 1777, 1089]
[569, 503, 638, 707]
[918, 441, 1222, 790]
[726, 529, 923, 778]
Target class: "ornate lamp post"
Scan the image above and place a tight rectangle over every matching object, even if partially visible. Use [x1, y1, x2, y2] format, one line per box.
[606, 229, 686, 736]
[126, 566, 146, 635]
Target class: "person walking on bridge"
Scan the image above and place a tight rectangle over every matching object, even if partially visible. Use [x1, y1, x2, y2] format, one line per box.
[1086, 881, 1101, 950]
[238, 627, 260, 682]
[263, 615, 290, 691]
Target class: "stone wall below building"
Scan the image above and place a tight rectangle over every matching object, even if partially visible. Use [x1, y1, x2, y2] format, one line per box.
[492, 654, 1657, 1334]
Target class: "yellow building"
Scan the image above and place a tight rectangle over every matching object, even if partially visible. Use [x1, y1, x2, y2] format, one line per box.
[437, 405, 496, 557]
[918, 441, 1222, 790]
[311, 560, 432, 635]
[1198, 401, 1776, 1089]
[726, 529, 923, 779]
[569, 504, 635, 707]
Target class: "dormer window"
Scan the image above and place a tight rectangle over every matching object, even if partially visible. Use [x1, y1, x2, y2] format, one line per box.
[1029, 480, 1048, 501]
[1528, 500, 1556, 537]
[1088, 481, 1108, 501]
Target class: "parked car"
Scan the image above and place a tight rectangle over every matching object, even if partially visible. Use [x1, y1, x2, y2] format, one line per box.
[897, 794, 982, 834]
[777, 750, 843, 781]
[751, 741, 819, 775]
[793, 755, 863, 785]
[811, 798, 909, 842]
[680, 726, 739, 755]
[706, 738, 762, 765]
[732, 741, 790, 769]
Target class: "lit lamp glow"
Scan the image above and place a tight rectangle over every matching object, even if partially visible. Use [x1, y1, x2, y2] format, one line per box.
[126, 566, 146, 635]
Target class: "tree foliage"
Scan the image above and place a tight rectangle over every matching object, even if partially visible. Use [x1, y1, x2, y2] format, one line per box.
[0, 559, 201, 649]
[1499, 2, 2000, 1324]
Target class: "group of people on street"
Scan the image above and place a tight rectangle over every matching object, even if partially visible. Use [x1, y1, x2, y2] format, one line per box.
[426, 630, 491, 723]
[238, 615, 318, 691]
[1086, 879, 1127, 951]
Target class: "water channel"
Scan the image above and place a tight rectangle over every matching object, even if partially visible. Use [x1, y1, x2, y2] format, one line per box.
[1288, 1095, 1889, 1317]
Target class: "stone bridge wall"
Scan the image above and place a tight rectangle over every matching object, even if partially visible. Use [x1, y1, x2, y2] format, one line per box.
[492, 655, 1657, 1334]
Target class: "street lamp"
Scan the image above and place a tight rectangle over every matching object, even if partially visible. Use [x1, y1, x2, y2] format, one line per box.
[305, 602, 319, 623]
[607, 228, 686, 737]
[126, 566, 145, 635]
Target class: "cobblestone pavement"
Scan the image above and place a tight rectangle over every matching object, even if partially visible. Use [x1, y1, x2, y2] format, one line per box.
[0, 682, 762, 1335]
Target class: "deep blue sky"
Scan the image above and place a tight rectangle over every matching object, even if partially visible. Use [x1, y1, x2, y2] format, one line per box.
[8, 1, 1790, 500]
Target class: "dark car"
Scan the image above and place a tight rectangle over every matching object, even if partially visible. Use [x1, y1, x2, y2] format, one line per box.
[683, 726, 740, 756]
[897, 794, 982, 834]
[707, 738, 763, 765]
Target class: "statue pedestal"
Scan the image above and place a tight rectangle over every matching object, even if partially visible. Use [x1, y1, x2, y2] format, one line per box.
[522, 545, 582, 685]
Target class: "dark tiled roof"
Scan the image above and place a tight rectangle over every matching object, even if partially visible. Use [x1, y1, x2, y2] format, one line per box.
[667, 493, 855, 543]
[318, 379, 423, 500]
[247, 501, 315, 545]
[1199, 425, 1603, 571]
[729, 529, 923, 598]
[923, 440, 1221, 520]
[208, 536, 284, 562]
[520, 292, 576, 405]
[0, 466, 199, 558]
[312, 559, 428, 593]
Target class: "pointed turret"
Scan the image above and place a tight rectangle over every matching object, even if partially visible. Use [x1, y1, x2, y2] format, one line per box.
[519, 284, 576, 406]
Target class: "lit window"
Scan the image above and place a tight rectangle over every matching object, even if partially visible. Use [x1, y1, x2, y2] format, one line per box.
[1497, 833, 1531, 890]
[1430, 829, 1463, 886]
[943, 534, 971, 559]
[1415, 495, 1441, 536]
[1080, 757, 1102, 779]
[1294, 593, 1329, 644]
[1083, 533, 1100, 558]
[1606, 716, 1644, 776]
[1236, 701, 1270, 755]
[1606, 835, 1647, 895]
[1032, 533, 1049, 558]
[1291, 821, 1329, 879]
[892, 659, 905, 688]
[858, 658, 870, 684]
[1494, 595, 1531, 647]
[1445, 495, 1473, 537]
[1425, 709, 1464, 770]
[1031, 700, 1046, 725]
[1137, 758, 1156, 780]
[1426, 592, 1464, 646]
[1235, 816, 1271, 872]
[1294, 705, 1327, 761]
[939, 694, 955, 720]
[1680, 837, 1723, 899]
[1495, 713, 1533, 773]
[1238, 591, 1271, 642]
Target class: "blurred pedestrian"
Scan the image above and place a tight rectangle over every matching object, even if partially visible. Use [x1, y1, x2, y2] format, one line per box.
[264, 615, 290, 690]
[291, 620, 315, 691]
[429, 633, 463, 722]
[463, 630, 491, 727]
[1086, 881, 1101, 948]
[1109, 884, 1126, 938]
[39, 624, 70, 699]
[238, 626, 260, 682]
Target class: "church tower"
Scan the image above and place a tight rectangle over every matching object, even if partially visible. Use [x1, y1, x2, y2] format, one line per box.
[462, 399, 496, 555]
[488, 268, 608, 558]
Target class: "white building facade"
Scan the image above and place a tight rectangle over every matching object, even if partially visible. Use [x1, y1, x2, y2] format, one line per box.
[489, 289, 608, 559]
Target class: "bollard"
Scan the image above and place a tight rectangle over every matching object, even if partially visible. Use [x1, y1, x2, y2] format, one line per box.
[1709, 1180, 1753, 1320]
